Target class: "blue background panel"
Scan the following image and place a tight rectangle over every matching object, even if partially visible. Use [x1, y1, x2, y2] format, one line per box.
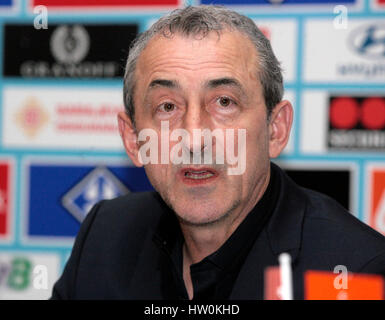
[0, 0, 13, 7]
[27, 164, 153, 237]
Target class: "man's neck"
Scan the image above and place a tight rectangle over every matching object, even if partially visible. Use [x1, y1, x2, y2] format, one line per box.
[179, 168, 271, 265]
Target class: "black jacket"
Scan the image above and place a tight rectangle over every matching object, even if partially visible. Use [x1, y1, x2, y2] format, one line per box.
[51, 163, 385, 299]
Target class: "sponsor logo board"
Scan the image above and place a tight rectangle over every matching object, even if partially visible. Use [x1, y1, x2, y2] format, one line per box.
[2, 86, 124, 150]
[23, 158, 153, 242]
[304, 19, 385, 83]
[301, 91, 385, 153]
[366, 164, 385, 236]
[61, 167, 130, 223]
[0, 252, 60, 300]
[328, 96, 385, 150]
[3, 24, 138, 78]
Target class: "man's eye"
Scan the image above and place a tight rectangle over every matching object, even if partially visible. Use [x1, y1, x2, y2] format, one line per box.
[159, 102, 175, 112]
[216, 96, 234, 108]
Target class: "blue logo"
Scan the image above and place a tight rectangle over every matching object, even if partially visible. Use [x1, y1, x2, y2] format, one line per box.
[61, 167, 129, 223]
[0, 0, 13, 7]
[26, 162, 153, 238]
[348, 24, 385, 60]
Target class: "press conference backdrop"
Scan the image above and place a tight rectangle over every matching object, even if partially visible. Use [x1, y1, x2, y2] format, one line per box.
[0, 0, 384, 299]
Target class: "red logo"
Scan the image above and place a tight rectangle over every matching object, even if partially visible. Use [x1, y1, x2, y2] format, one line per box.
[330, 97, 385, 130]
[378, 0, 385, 5]
[328, 96, 385, 150]
[0, 161, 12, 239]
[32, 0, 180, 8]
[368, 166, 385, 236]
[305, 271, 384, 300]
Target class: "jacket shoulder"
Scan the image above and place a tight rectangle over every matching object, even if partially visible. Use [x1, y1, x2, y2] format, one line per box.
[84, 191, 164, 246]
[303, 186, 384, 243]
[93, 191, 164, 227]
[300, 186, 385, 272]
[50, 191, 165, 299]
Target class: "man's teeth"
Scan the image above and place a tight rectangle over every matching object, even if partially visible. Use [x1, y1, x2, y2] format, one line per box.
[189, 173, 214, 179]
[185, 171, 214, 179]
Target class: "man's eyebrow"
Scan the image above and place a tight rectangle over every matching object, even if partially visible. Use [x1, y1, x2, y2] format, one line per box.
[148, 79, 180, 89]
[146, 78, 245, 94]
[205, 77, 245, 93]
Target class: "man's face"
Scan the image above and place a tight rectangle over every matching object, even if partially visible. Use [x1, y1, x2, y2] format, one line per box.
[124, 30, 280, 226]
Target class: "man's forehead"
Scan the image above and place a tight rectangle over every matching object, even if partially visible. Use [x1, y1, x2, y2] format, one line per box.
[135, 29, 259, 79]
[141, 29, 256, 58]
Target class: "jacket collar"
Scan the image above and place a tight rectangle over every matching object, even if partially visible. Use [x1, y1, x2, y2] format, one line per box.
[265, 162, 307, 263]
[229, 162, 308, 299]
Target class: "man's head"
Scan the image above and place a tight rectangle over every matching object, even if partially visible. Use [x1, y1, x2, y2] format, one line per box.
[123, 5, 283, 125]
[118, 5, 292, 228]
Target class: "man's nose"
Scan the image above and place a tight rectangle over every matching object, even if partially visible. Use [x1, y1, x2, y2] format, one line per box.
[182, 102, 208, 154]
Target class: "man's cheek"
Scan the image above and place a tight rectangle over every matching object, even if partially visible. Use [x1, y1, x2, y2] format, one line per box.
[145, 163, 171, 182]
[225, 129, 247, 176]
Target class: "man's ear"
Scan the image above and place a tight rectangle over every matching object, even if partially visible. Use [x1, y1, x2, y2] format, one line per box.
[117, 111, 143, 167]
[268, 100, 293, 158]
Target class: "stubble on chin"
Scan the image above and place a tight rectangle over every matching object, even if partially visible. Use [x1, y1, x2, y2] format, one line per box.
[161, 192, 241, 228]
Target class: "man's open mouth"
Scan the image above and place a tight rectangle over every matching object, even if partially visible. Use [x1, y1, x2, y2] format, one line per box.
[180, 168, 219, 183]
[184, 170, 214, 179]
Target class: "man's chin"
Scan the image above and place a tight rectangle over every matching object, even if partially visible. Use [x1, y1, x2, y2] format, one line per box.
[175, 211, 224, 227]
[171, 200, 241, 228]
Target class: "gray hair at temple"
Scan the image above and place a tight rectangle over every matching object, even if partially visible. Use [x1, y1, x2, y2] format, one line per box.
[123, 5, 283, 126]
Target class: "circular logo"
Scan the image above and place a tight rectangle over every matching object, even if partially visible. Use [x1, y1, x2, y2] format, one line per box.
[15, 97, 50, 138]
[361, 97, 385, 130]
[50, 25, 90, 64]
[330, 97, 360, 130]
[330, 97, 385, 130]
[347, 23, 385, 60]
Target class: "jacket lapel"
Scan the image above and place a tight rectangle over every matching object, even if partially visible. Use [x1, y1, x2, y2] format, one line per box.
[230, 163, 307, 299]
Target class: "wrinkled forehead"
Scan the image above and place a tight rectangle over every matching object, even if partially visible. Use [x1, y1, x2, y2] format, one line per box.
[135, 29, 260, 82]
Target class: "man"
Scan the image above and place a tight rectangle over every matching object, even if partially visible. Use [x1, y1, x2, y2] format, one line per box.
[51, 6, 385, 300]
